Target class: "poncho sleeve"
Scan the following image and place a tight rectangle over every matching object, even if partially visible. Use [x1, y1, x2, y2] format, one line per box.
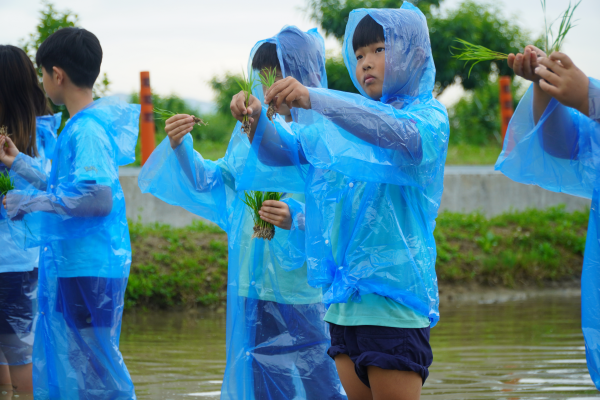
[4, 124, 120, 248]
[589, 78, 600, 125]
[138, 135, 235, 232]
[10, 153, 50, 191]
[495, 83, 600, 199]
[302, 88, 449, 188]
[268, 197, 306, 271]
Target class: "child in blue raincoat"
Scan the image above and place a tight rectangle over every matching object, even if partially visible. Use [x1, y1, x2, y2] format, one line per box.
[230, 4, 449, 399]
[496, 45, 600, 390]
[0, 44, 60, 397]
[139, 26, 344, 400]
[0, 28, 139, 400]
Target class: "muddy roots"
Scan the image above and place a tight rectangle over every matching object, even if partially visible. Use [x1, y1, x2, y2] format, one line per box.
[252, 225, 275, 241]
[191, 116, 208, 126]
[241, 118, 251, 136]
[267, 102, 276, 122]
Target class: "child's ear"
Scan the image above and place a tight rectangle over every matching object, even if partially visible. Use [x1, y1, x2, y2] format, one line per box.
[52, 66, 64, 85]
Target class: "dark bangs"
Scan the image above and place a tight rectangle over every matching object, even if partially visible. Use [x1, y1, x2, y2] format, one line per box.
[352, 14, 385, 52]
[251, 42, 281, 72]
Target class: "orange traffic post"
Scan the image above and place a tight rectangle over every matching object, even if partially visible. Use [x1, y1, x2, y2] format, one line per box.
[499, 76, 514, 140]
[140, 71, 155, 165]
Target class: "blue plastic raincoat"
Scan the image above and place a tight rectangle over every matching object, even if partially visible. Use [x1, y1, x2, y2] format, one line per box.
[495, 78, 600, 390]
[0, 113, 60, 368]
[139, 27, 345, 400]
[3, 97, 139, 399]
[238, 3, 449, 326]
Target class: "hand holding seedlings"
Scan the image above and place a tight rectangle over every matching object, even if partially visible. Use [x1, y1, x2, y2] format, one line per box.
[258, 200, 292, 230]
[242, 191, 283, 240]
[536, 52, 590, 116]
[154, 107, 207, 127]
[259, 67, 278, 121]
[0, 132, 19, 169]
[164, 114, 196, 149]
[264, 77, 311, 111]
[507, 45, 547, 83]
[233, 71, 261, 135]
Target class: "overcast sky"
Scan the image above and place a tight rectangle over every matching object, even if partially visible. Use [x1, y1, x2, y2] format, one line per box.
[2, 0, 599, 104]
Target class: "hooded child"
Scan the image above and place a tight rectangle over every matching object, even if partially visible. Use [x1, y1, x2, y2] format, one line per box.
[230, 4, 449, 399]
[495, 45, 600, 390]
[0, 28, 139, 400]
[138, 26, 345, 400]
[0, 44, 61, 398]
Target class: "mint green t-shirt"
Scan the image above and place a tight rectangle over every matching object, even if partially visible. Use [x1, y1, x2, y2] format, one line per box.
[324, 294, 430, 328]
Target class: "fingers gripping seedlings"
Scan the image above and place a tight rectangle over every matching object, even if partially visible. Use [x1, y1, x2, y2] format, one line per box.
[153, 108, 208, 126]
[259, 67, 278, 122]
[242, 191, 283, 241]
[234, 71, 260, 136]
[451, 1, 581, 75]
[0, 126, 9, 148]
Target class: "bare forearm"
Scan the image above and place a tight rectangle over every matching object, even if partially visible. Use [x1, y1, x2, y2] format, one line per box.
[533, 83, 553, 125]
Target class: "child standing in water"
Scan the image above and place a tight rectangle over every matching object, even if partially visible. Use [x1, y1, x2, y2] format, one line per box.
[0, 44, 60, 400]
[496, 45, 600, 390]
[231, 4, 449, 399]
[0, 28, 139, 400]
[139, 26, 344, 400]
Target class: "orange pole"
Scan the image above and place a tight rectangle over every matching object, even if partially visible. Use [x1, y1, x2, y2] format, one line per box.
[499, 76, 514, 140]
[140, 71, 155, 165]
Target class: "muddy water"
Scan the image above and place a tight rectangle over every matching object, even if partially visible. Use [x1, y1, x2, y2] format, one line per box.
[120, 294, 600, 399]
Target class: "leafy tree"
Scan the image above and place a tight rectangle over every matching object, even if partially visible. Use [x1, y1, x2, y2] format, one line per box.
[209, 73, 245, 116]
[325, 54, 359, 93]
[20, 1, 111, 125]
[307, 0, 530, 94]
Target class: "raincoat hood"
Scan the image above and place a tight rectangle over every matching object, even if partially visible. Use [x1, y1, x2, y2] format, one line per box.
[343, 2, 436, 104]
[71, 96, 140, 166]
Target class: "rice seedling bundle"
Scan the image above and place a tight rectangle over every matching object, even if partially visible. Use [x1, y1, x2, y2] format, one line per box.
[0, 171, 14, 197]
[0, 125, 8, 149]
[242, 191, 283, 240]
[153, 108, 207, 126]
[234, 71, 259, 135]
[259, 67, 278, 122]
[451, 0, 581, 77]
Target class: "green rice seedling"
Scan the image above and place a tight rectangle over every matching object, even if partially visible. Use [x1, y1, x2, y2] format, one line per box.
[0, 171, 14, 196]
[259, 67, 278, 122]
[0, 126, 9, 149]
[234, 70, 260, 136]
[241, 190, 283, 240]
[452, 0, 581, 76]
[153, 107, 208, 126]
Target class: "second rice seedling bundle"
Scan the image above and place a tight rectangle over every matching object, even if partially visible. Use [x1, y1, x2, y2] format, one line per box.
[242, 191, 283, 240]
[451, 0, 581, 77]
[0, 171, 14, 197]
[259, 67, 278, 122]
[234, 71, 259, 135]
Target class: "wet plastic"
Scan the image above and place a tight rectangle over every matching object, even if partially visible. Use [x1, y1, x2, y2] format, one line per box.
[496, 78, 600, 390]
[3, 97, 139, 399]
[240, 3, 449, 325]
[139, 26, 345, 400]
[0, 113, 61, 368]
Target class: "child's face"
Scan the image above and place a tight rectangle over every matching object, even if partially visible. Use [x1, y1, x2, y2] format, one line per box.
[354, 41, 386, 100]
[42, 66, 64, 106]
[261, 68, 291, 116]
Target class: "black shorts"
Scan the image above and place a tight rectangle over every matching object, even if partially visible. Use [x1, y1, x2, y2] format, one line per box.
[55, 276, 126, 330]
[327, 323, 433, 388]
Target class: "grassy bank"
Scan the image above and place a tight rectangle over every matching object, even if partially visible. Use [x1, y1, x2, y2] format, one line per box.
[127, 206, 589, 309]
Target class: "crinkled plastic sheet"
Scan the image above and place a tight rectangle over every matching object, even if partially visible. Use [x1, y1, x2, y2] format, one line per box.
[496, 78, 600, 389]
[4, 97, 139, 399]
[0, 113, 60, 367]
[140, 131, 344, 399]
[239, 3, 449, 326]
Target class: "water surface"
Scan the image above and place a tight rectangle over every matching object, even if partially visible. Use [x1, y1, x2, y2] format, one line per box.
[120, 295, 599, 399]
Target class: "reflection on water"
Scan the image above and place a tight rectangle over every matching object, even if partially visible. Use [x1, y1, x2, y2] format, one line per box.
[120, 295, 600, 399]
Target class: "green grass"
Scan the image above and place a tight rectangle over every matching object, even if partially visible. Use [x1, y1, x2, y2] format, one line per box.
[445, 142, 502, 165]
[126, 206, 588, 309]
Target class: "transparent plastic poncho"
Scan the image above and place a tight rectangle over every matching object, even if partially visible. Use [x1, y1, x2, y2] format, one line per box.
[237, 4, 449, 326]
[496, 78, 600, 390]
[3, 97, 139, 399]
[138, 26, 344, 400]
[0, 113, 60, 369]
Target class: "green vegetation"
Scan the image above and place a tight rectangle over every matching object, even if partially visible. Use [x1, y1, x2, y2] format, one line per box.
[242, 191, 283, 240]
[126, 206, 588, 309]
[445, 142, 502, 165]
[0, 171, 15, 196]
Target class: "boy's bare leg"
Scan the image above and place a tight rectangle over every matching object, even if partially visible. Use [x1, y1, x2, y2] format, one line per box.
[8, 363, 33, 393]
[0, 364, 12, 398]
[368, 366, 422, 400]
[335, 354, 373, 400]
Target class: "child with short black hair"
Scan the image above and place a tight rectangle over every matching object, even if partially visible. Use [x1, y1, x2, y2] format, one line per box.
[0, 44, 60, 398]
[0, 27, 139, 399]
[230, 4, 449, 400]
[497, 46, 600, 390]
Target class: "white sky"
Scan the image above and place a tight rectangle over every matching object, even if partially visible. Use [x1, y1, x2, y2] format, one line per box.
[2, 0, 599, 104]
